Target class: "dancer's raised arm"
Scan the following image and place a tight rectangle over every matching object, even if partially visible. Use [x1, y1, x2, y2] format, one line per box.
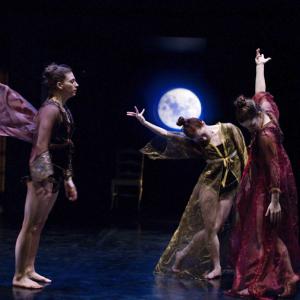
[254, 48, 281, 126]
[255, 48, 271, 93]
[127, 106, 170, 137]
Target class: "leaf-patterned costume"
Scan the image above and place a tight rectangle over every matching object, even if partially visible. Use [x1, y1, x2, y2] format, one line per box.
[142, 122, 247, 279]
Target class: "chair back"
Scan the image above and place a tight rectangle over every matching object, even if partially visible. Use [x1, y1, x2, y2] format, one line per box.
[115, 149, 144, 180]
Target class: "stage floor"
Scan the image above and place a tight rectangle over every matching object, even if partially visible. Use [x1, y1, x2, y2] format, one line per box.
[0, 224, 299, 300]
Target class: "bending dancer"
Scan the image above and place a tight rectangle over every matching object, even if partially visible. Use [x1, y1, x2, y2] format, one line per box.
[127, 107, 247, 279]
[0, 63, 78, 288]
[228, 50, 300, 298]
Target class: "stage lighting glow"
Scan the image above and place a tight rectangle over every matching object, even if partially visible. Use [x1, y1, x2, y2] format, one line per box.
[158, 88, 202, 129]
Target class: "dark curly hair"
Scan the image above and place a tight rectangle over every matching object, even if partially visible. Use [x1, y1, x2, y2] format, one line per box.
[42, 63, 72, 96]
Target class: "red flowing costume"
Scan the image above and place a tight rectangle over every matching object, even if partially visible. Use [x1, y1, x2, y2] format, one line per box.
[228, 92, 300, 298]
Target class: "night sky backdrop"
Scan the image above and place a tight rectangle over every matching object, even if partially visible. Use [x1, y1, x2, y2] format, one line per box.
[0, 1, 299, 226]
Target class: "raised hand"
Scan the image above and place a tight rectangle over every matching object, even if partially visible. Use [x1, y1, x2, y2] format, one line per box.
[126, 106, 146, 125]
[255, 48, 271, 65]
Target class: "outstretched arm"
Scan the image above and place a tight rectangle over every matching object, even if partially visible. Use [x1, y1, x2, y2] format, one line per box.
[127, 106, 170, 137]
[255, 48, 271, 93]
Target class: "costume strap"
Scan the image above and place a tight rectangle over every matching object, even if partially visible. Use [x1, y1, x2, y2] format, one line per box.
[206, 150, 237, 187]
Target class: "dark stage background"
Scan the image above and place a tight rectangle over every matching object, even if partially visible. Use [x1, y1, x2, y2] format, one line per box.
[0, 1, 299, 227]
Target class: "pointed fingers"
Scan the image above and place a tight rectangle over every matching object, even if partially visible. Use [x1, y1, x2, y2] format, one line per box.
[126, 112, 137, 117]
[265, 207, 270, 217]
[134, 106, 139, 114]
[141, 108, 145, 115]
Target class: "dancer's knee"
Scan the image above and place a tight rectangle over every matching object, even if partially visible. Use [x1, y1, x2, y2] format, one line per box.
[205, 227, 217, 240]
[31, 223, 43, 234]
[21, 221, 44, 235]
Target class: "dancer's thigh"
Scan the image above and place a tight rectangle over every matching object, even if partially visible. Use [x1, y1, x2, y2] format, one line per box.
[198, 188, 219, 231]
[23, 181, 58, 227]
[214, 191, 235, 231]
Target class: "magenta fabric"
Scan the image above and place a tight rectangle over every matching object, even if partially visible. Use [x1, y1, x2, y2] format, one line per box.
[253, 92, 280, 122]
[0, 83, 37, 143]
[228, 94, 300, 298]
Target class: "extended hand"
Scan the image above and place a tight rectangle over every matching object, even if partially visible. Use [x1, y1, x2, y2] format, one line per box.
[255, 48, 271, 65]
[126, 106, 146, 124]
[64, 178, 78, 201]
[265, 197, 281, 225]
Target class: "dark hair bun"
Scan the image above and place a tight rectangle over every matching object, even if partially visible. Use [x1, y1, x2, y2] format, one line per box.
[42, 63, 72, 93]
[177, 116, 186, 126]
[234, 95, 247, 108]
[42, 63, 58, 80]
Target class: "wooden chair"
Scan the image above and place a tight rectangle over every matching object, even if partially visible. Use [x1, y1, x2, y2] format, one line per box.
[111, 149, 144, 211]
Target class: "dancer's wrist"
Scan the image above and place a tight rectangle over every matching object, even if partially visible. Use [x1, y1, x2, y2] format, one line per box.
[256, 63, 265, 68]
[64, 177, 73, 184]
[271, 192, 280, 204]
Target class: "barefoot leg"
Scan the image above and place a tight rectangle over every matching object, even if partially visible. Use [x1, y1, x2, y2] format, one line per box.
[13, 181, 57, 288]
[26, 190, 57, 283]
[12, 276, 43, 289]
[201, 191, 234, 279]
[28, 271, 52, 283]
[237, 288, 250, 296]
[276, 238, 300, 297]
[171, 230, 206, 272]
[171, 188, 235, 278]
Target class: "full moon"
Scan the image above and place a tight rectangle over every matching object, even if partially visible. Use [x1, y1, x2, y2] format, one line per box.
[158, 88, 202, 129]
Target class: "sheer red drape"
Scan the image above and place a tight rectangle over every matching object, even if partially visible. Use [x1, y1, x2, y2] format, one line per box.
[228, 93, 299, 298]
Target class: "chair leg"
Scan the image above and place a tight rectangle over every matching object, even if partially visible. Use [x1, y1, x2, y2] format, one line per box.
[137, 185, 143, 212]
[111, 182, 116, 210]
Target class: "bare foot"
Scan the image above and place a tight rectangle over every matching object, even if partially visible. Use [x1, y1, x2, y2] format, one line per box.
[237, 288, 250, 296]
[13, 276, 43, 289]
[204, 267, 221, 280]
[28, 271, 52, 283]
[171, 251, 185, 273]
[279, 274, 300, 298]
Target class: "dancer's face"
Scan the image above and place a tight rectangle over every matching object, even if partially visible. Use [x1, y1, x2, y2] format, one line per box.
[193, 125, 210, 144]
[57, 72, 79, 99]
[240, 114, 262, 133]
